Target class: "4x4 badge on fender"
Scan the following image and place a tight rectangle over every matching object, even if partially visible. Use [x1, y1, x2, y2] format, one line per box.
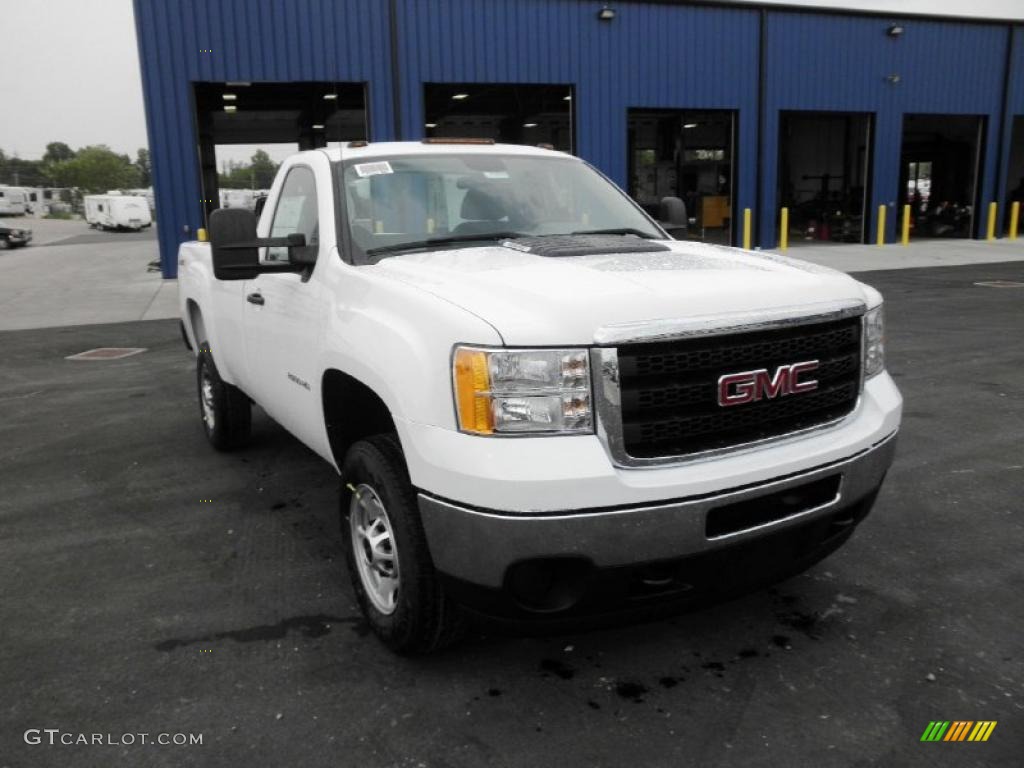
[717, 361, 819, 407]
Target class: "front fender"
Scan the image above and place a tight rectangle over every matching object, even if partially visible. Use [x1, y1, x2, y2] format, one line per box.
[318, 259, 502, 436]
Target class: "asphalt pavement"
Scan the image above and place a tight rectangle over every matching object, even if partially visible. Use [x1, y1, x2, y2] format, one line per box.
[0, 262, 1021, 767]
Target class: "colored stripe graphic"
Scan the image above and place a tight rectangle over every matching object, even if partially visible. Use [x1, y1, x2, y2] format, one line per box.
[968, 722, 997, 742]
[921, 721, 996, 742]
[944, 721, 972, 741]
[921, 722, 950, 741]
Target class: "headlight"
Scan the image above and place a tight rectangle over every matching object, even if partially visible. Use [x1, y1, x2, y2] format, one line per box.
[452, 346, 592, 435]
[864, 305, 885, 378]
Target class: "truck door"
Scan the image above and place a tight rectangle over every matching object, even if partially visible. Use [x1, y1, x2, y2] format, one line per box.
[242, 164, 329, 452]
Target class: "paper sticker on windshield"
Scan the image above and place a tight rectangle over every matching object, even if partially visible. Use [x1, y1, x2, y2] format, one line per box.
[484, 171, 509, 179]
[354, 161, 393, 178]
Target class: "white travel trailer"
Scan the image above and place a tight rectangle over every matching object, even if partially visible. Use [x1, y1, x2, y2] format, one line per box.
[125, 188, 156, 211]
[21, 187, 73, 214]
[218, 188, 256, 210]
[0, 186, 28, 216]
[19, 188, 41, 214]
[84, 194, 153, 230]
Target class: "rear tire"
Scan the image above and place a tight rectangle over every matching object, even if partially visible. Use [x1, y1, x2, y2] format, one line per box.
[340, 434, 464, 654]
[196, 342, 251, 450]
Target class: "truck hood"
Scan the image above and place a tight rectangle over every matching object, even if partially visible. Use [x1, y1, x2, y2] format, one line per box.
[371, 240, 873, 345]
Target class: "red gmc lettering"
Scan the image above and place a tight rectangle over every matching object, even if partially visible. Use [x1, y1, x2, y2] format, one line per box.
[717, 361, 819, 407]
[788, 361, 820, 394]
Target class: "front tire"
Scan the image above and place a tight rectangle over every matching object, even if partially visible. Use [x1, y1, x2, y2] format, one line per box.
[340, 434, 464, 654]
[196, 342, 251, 450]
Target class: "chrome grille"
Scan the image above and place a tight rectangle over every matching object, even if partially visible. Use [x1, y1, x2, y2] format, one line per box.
[594, 310, 864, 465]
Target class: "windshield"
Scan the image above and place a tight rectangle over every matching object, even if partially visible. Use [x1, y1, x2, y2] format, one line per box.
[338, 153, 664, 261]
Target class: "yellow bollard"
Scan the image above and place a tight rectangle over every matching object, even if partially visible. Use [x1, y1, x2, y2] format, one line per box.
[743, 208, 752, 250]
[1010, 201, 1020, 240]
[197, 228, 208, 242]
[986, 201, 997, 241]
[876, 205, 886, 246]
[779, 207, 789, 251]
[901, 204, 910, 246]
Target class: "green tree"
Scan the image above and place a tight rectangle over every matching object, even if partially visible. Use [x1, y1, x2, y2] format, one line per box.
[0, 151, 52, 187]
[43, 142, 76, 164]
[50, 145, 142, 193]
[218, 149, 280, 189]
[248, 149, 278, 189]
[135, 148, 152, 187]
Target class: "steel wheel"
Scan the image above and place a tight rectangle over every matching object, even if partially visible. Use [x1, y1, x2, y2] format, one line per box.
[349, 483, 400, 615]
[200, 369, 216, 431]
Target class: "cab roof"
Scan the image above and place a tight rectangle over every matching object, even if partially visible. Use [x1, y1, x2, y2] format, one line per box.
[317, 140, 571, 163]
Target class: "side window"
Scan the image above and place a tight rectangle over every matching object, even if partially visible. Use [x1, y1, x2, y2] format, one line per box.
[267, 166, 319, 263]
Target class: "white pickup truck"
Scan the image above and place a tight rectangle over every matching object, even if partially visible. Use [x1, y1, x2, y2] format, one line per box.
[178, 140, 901, 653]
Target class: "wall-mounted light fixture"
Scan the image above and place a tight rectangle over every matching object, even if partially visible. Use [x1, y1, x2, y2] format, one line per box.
[323, 93, 338, 101]
[425, 123, 437, 129]
[523, 123, 538, 128]
[683, 122, 698, 129]
[885, 74, 902, 84]
[223, 105, 237, 113]
[222, 93, 237, 101]
[598, 6, 615, 21]
[312, 124, 325, 130]
[887, 24, 904, 37]
[451, 93, 469, 100]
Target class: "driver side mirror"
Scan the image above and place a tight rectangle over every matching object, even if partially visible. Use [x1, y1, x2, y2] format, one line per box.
[209, 208, 310, 280]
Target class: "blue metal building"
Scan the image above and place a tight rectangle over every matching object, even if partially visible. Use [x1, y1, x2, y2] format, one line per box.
[133, 0, 1024, 278]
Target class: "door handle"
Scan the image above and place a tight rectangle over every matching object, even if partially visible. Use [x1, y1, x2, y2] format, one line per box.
[246, 292, 265, 306]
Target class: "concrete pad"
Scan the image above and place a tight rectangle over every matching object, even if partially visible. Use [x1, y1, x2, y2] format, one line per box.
[0, 232, 177, 331]
[141, 279, 181, 322]
[772, 237, 1024, 273]
[1, 262, 1022, 767]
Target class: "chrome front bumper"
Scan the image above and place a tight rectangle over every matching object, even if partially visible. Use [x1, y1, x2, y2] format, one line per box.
[418, 431, 897, 590]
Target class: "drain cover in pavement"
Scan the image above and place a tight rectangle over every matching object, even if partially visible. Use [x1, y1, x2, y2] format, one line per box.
[974, 280, 1024, 288]
[65, 347, 148, 361]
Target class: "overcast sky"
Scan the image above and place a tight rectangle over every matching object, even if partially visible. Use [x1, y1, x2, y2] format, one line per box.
[3, 0, 146, 160]
[2, 0, 1022, 164]
[0, 0, 290, 166]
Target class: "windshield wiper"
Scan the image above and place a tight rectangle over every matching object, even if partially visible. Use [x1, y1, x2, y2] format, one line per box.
[570, 227, 658, 239]
[366, 231, 529, 256]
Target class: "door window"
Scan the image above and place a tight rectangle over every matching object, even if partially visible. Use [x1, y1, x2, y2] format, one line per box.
[267, 166, 319, 262]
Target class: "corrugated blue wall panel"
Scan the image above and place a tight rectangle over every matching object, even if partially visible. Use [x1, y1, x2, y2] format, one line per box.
[1000, 26, 1024, 212]
[135, 0, 1020, 271]
[764, 12, 1009, 246]
[1009, 27, 1024, 115]
[395, 0, 761, 221]
[133, 0, 393, 277]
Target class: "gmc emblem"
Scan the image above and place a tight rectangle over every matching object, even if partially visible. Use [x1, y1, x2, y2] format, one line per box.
[717, 361, 820, 407]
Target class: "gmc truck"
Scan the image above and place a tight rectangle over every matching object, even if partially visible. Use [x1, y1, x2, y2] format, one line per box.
[178, 140, 901, 653]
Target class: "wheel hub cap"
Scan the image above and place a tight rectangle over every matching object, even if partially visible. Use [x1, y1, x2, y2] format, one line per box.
[200, 370, 216, 430]
[349, 484, 400, 615]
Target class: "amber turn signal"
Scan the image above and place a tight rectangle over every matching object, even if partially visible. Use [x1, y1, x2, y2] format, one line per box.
[453, 348, 494, 434]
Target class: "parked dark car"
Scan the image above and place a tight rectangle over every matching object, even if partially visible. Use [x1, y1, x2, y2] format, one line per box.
[0, 222, 32, 249]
